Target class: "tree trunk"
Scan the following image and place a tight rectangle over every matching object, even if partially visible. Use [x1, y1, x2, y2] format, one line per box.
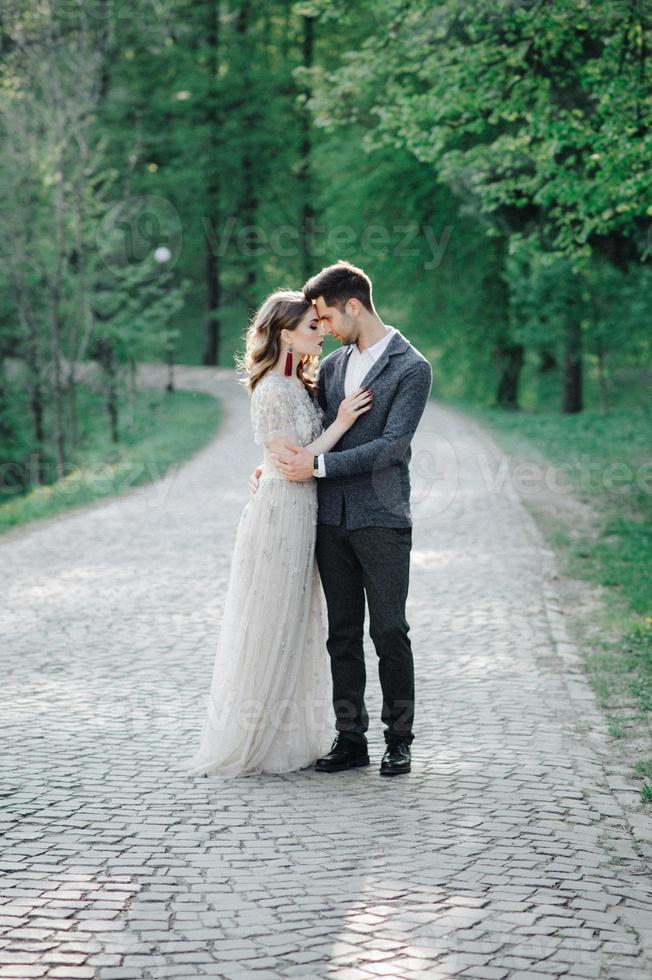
[495, 339, 525, 410]
[48, 177, 67, 479]
[236, 0, 258, 316]
[49, 308, 66, 477]
[127, 357, 137, 428]
[0, 362, 22, 490]
[203, 244, 221, 367]
[201, 0, 222, 367]
[66, 365, 78, 454]
[66, 156, 92, 453]
[596, 340, 609, 414]
[30, 378, 45, 453]
[485, 236, 525, 409]
[538, 348, 557, 373]
[96, 338, 119, 443]
[14, 283, 45, 467]
[562, 318, 583, 414]
[299, 15, 315, 282]
[24, 321, 45, 482]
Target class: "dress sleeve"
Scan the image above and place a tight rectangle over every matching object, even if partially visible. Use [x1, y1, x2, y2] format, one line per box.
[250, 378, 300, 447]
[309, 389, 326, 429]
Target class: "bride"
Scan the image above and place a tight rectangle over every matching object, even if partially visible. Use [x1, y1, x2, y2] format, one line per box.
[184, 289, 373, 777]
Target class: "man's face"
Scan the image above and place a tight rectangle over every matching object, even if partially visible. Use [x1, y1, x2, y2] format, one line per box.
[313, 296, 357, 346]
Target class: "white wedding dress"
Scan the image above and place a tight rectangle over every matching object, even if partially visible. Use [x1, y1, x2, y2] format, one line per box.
[184, 372, 335, 777]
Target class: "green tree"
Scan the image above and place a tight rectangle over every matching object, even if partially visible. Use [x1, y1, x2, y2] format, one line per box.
[303, 0, 652, 410]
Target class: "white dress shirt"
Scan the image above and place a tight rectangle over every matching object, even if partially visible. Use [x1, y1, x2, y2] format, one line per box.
[315, 326, 396, 477]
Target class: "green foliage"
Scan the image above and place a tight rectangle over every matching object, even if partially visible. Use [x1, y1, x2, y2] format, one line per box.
[300, 0, 652, 412]
[306, 0, 652, 262]
[634, 760, 652, 803]
[0, 0, 650, 493]
[0, 383, 221, 533]
[306, 132, 505, 401]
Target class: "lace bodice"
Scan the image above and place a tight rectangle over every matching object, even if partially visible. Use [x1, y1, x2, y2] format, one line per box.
[250, 373, 323, 475]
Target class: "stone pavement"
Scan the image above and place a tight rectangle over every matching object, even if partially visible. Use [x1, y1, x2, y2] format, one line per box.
[1, 364, 651, 980]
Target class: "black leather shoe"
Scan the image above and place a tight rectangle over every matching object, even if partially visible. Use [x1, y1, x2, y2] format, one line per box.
[314, 734, 370, 772]
[380, 738, 411, 775]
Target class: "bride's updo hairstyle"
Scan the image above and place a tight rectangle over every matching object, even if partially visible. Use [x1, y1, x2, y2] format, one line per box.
[237, 289, 319, 396]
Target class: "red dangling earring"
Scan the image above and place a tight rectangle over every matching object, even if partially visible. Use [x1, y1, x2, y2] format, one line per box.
[284, 343, 293, 376]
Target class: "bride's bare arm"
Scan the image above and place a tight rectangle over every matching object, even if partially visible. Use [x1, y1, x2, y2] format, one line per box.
[301, 385, 373, 455]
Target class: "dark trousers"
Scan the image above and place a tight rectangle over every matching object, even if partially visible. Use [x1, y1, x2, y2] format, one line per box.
[315, 497, 415, 749]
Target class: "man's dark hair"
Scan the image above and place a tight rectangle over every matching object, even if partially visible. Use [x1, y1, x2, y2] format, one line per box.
[303, 260, 374, 314]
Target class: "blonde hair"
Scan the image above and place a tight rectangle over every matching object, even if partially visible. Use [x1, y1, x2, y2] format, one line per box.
[236, 289, 319, 396]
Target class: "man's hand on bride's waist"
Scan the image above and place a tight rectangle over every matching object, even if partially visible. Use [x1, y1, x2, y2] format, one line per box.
[271, 442, 314, 482]
[248, 465, 263, 496]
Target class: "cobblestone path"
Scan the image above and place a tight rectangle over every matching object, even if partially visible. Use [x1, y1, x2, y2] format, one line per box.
[1, 364, 651, 980]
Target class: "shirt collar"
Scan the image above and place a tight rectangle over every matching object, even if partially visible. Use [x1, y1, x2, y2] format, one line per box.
[352, 325, 396, 361]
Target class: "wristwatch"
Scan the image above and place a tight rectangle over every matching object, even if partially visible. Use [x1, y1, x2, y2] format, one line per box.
[313, 455, 320, 476]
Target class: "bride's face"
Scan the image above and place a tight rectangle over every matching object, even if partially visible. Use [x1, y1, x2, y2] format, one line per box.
[284, 307, 326, 358]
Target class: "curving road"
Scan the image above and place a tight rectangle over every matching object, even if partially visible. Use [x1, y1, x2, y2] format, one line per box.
[1, 363, 651, 980]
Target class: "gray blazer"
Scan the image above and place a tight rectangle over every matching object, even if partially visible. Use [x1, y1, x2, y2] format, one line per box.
[315, 328, 433, 529]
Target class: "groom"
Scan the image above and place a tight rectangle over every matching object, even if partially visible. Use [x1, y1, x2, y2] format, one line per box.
[251, 260, 432, 775]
